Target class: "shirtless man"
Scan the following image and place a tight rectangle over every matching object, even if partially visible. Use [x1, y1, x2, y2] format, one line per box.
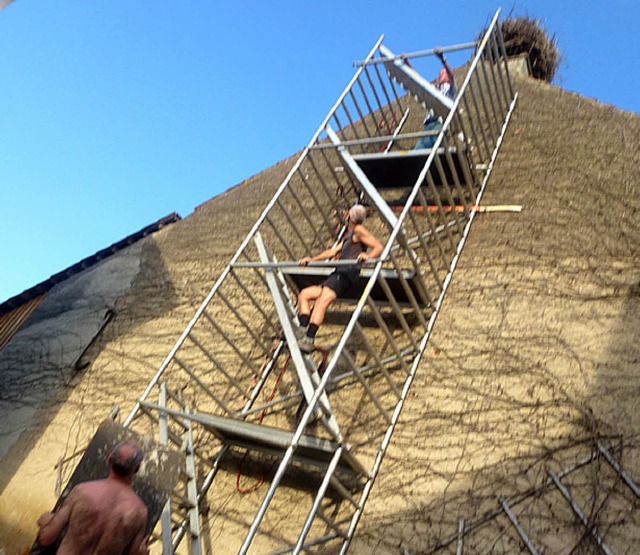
[36, 440, 149, 555]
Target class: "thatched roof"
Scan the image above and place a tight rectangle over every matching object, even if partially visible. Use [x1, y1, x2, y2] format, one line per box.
[1, 63, 639, 553]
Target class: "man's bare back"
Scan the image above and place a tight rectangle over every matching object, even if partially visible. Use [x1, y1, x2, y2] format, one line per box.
[37, 441, 149, 555]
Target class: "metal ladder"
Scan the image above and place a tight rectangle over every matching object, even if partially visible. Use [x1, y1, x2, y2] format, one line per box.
[122, 8, 517, 553]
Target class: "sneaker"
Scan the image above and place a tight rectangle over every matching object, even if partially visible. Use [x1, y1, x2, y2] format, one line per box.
[295, 325, 308, 340]
[298, 334, 315, 353]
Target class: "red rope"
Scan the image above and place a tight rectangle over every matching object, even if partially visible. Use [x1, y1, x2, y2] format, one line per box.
[236, 347, 329, 493]
[236, 353, 291, 493]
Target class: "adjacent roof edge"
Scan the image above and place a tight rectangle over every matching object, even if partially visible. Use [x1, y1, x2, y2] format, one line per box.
[0, 212, 182, 316]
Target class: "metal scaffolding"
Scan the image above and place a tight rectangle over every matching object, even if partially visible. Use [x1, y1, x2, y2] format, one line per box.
[432, 441, 640, 555]
[122, 9, 518, 554]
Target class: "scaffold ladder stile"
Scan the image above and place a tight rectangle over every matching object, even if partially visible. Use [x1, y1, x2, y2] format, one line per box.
[122, 8, 518, 554]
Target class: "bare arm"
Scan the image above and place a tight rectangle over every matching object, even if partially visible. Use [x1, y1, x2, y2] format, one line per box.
[353, 225, 383, 263]
[442, 59, 455, 85]
[299, 243, 343, 266]
[37, 493, 75, 546]
[435, 48, 455, 87]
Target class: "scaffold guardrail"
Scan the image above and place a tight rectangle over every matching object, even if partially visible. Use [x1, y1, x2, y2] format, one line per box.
[122, 8, 518, 553]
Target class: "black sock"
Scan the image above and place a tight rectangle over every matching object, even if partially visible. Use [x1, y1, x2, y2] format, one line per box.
[306, 324, 319, 339]
[299, 314, 310, 327]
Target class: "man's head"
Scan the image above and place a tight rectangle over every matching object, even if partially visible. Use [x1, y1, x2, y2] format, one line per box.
[109, 440, 144, 478]
[348, 204, 367, 225]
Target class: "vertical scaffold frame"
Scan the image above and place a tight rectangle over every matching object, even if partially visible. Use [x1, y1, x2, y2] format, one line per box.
[122, 8, 518, 554]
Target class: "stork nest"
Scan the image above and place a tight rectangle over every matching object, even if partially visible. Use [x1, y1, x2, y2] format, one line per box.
[500, 16, 561, 82]
[478, 15, 561, 82]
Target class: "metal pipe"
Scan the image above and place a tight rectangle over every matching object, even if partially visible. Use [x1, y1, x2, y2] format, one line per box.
[406, 208, 442, 294]
[201, 311, 261, 377]
[275, 196, 313, 254]
[216, 289, 266, 348]
[292, 447, 344, 554]
[491, 32, 511, 115]
[442, 143, 472, 216]
[486, 33, 508, 118]
[363, 65, 392, 133]
[349, 89, 374, 140]
[547, 469, 613, 555]
[383, 107, 411, 153]
[231, 259, 379, 269]
[340, 102, 362, 143]
[378, 275, 420, 352]
[341, 347, 393, 425]
[229, 268, 277, 332]
[186, 332, 245, 393]
[453, 124, 480, 204]
[307, 149, 343, 215]
[432, 153, 464, 236]
[184, 423, 203, 555]
[355, 77, 378, 132]
[424, 171, 457, 253]
[389, 251, 428, 330]
[456, 518, 464, 555]
[353, 323, 402, 399]
[432, 447, 601, 552]
[264, 213, 298, 261]
[296, 166, 335, 234]
[499, 497, 540, 555]
[373, 60, 398, 135]
[270, 534, 340, 555]
[158, 385, 174, 554]
[416, 189, 450, 273]
[461, 91, 490, 163]
[478, 56, 502, 140]
[340, 23, 516, 553]
[309, 128, 441, 149]
[331, 111, 348, 139]
[238, 341, 287, 416]
[495, 18, 515, 98]
[353, 41, 479, 67]
[597, 441, 640, 498]
[318, 146, 359, 207]
[471, 68, 497, 149]
[173, 357, 232, 414]
[391, 216, 432, 307]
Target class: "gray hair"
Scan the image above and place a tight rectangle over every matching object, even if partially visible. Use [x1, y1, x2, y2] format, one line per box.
[348, 204, 367, 224]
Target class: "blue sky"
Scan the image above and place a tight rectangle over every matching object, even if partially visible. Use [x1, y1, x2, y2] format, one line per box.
[1, 1, 638, 303]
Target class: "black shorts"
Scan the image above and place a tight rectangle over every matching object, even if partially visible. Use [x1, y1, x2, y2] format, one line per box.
[322, 270, 359, 297]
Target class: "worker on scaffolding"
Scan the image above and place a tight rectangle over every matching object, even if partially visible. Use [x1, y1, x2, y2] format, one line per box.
[415, 47, 457, 150]
[296, 204, 383, 353]
[434, 47, 456, 99]
[36, 440, 150, 554]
